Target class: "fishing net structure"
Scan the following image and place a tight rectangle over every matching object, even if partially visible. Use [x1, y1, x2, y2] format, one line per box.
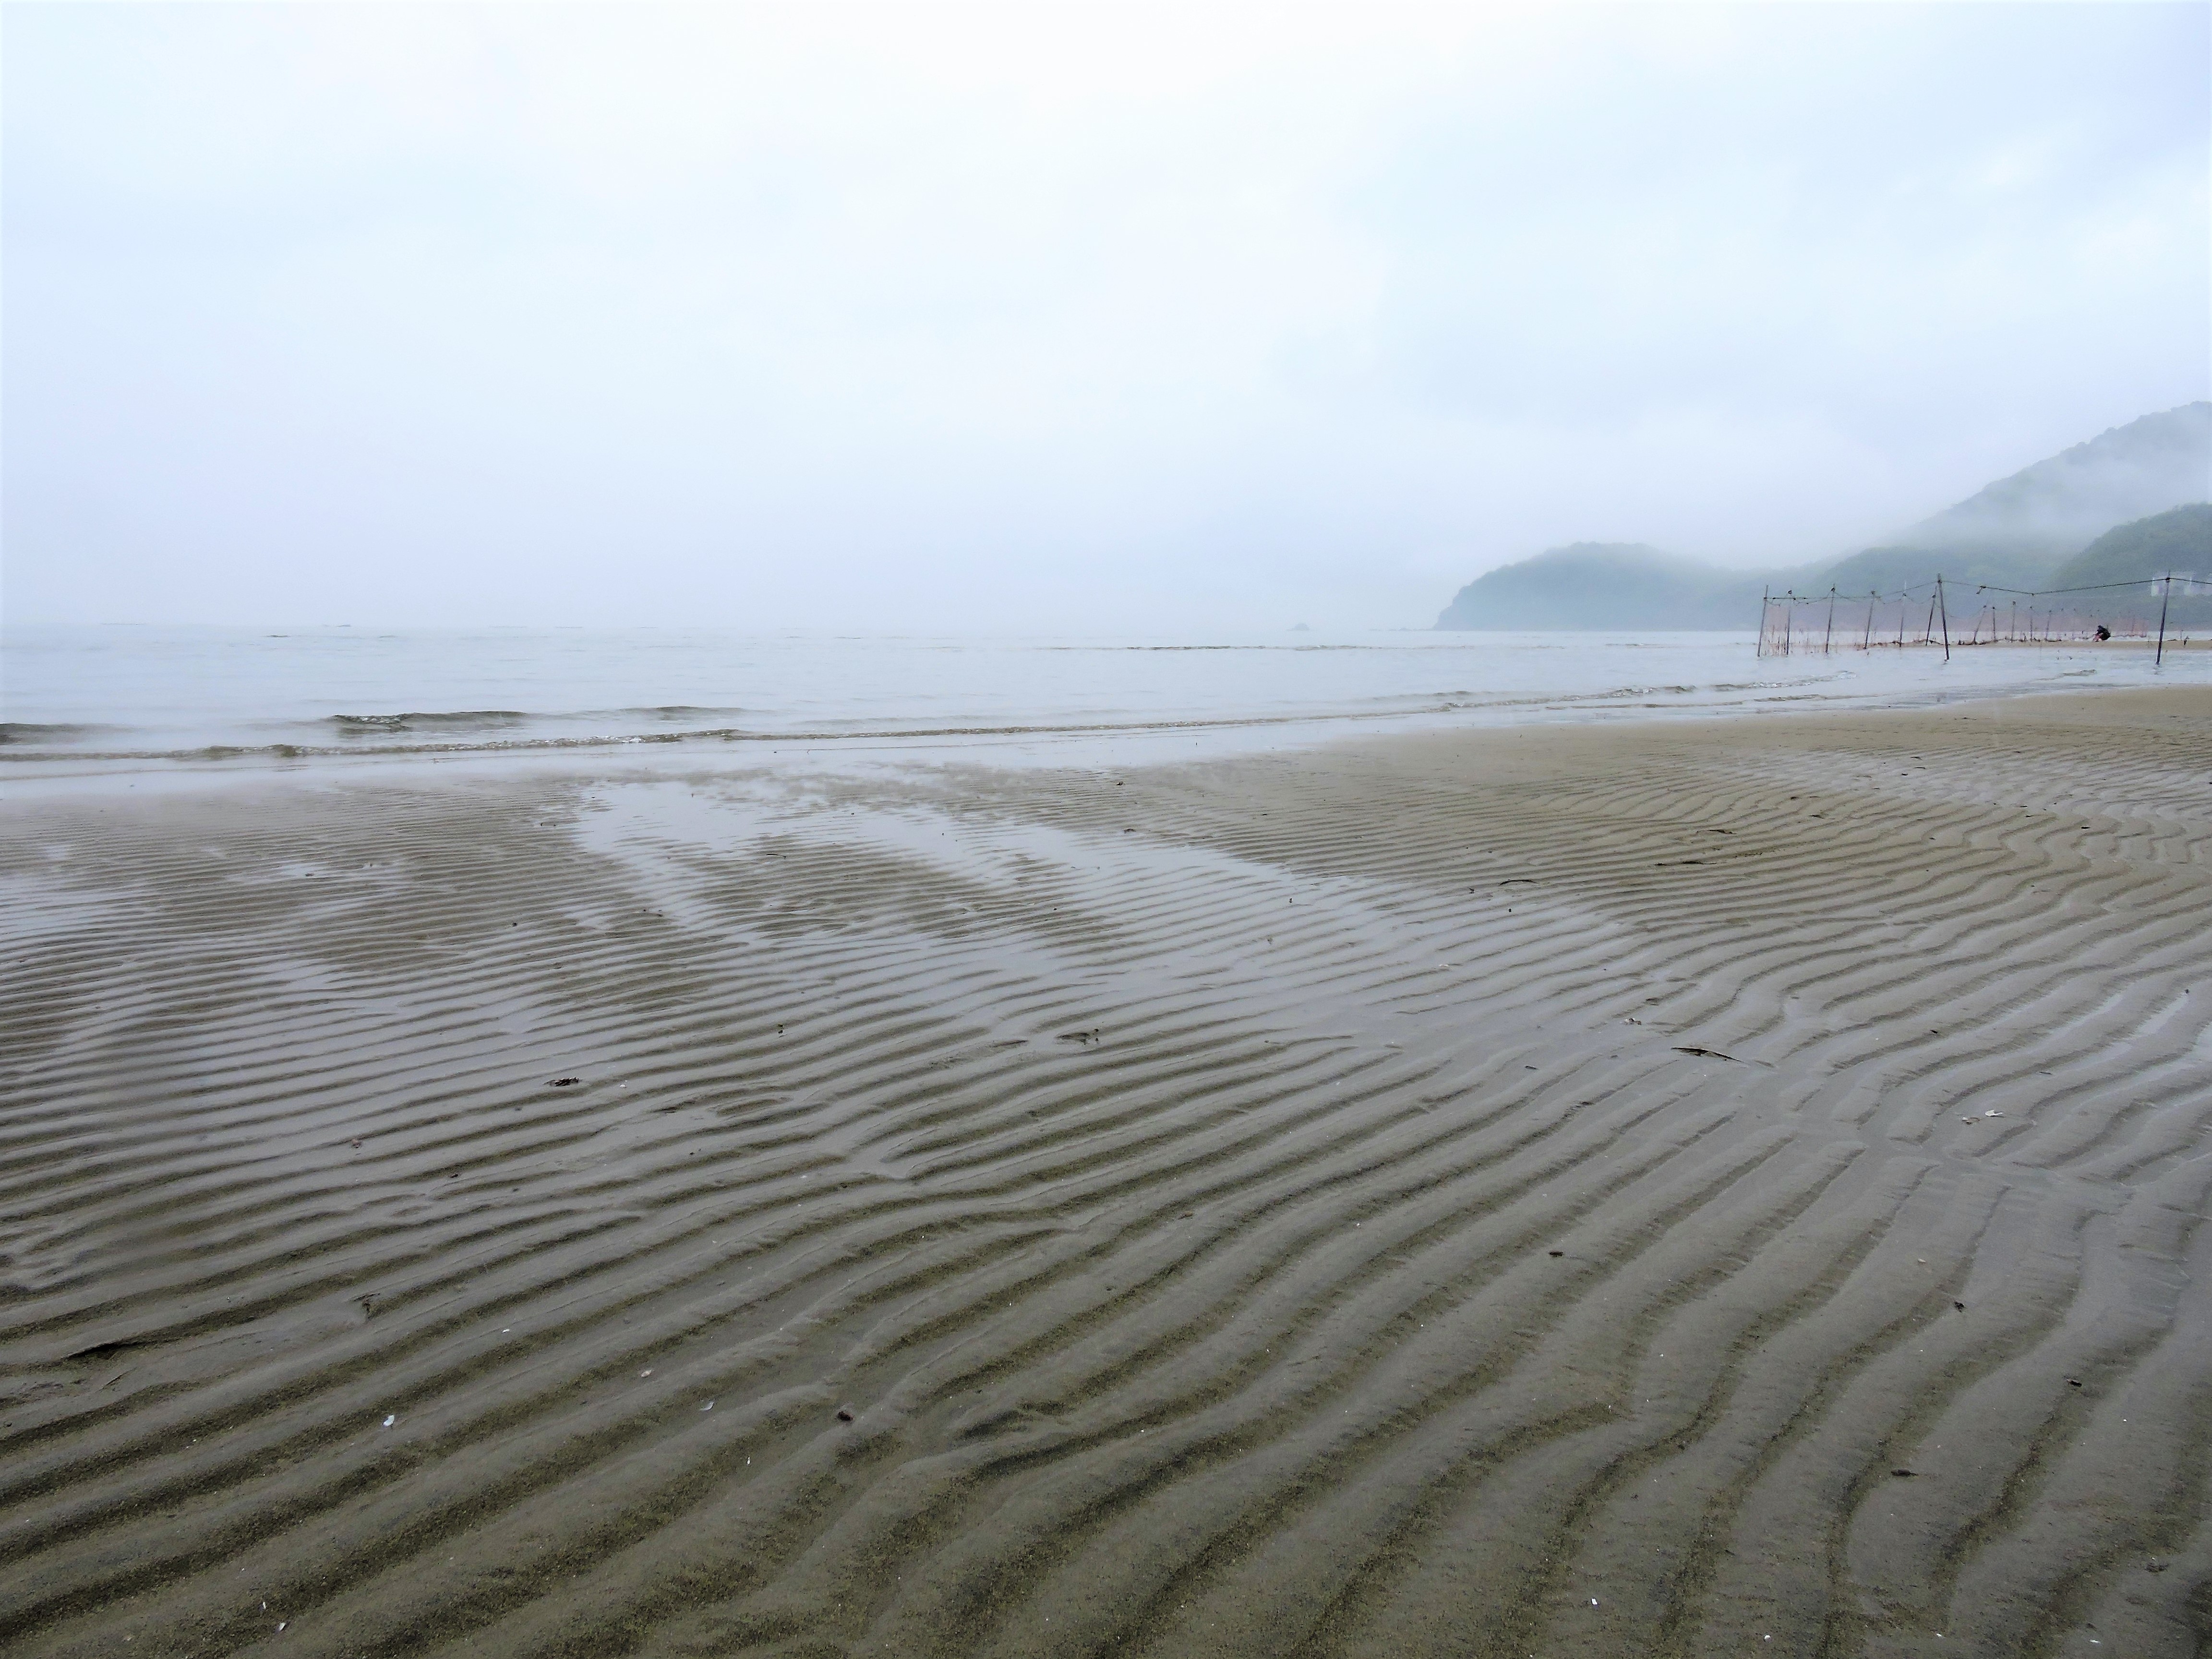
[1756, 575, 2210, 661]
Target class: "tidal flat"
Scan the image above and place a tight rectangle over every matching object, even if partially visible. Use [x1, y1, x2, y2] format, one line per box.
[4, 687, 2208, 1657]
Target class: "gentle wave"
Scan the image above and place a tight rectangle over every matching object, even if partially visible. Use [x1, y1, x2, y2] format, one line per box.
[326, 709, 533, 732]
[614, 704, 755, 720]
[325, 706, 751, 733]
[0, 722, 131, 745]
[1, 709, 1450, 764]
[0, 682, 1843, 765]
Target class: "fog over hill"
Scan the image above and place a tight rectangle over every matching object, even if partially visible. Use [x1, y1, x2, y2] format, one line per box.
[1436, 402, 2212, 629]
[1433, 545, 1774, 632]
[1897, 403, 2212, 555]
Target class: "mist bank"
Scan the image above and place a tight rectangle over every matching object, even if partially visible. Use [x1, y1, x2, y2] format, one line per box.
[1437, 402, 2211, 630]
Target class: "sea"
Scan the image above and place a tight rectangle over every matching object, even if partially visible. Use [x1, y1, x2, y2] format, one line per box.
[1, 623, 2200, 780]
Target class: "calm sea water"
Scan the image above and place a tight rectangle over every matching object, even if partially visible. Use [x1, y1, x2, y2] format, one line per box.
[1, 624, 2199, 775]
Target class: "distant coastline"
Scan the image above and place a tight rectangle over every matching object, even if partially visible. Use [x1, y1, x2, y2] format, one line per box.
[1438, 402, 2212, 629]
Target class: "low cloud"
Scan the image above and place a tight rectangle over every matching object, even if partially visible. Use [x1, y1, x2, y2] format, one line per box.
[6, 4, 2206, 628]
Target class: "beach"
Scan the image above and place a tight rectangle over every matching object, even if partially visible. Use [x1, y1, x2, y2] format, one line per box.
[3, 685, 2209, 1657]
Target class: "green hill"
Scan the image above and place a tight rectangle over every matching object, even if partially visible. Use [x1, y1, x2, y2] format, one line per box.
[2047, 504, 2212, 588]
[2044, 505, 2212, 628]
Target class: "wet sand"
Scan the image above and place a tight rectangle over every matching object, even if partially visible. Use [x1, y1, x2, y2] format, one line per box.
[3, 687, 2209, 1658]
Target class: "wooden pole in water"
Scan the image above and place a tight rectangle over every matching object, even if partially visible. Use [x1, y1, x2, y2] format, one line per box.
[2156, 574, 2170, 665]
[1861, 592, 1876, 650]
[1823, 589, 1836, 654]
[1936, 576, 1950, 661]
[1758, 588, 1768, 658]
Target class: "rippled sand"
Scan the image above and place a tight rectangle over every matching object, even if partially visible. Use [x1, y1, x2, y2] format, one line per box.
[4, 688, 2209, 1657]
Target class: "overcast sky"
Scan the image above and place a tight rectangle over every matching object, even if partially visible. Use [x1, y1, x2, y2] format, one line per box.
[6, 2, 2207, 630]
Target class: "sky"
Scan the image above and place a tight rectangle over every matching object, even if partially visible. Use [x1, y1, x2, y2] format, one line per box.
[5, 2, 2208, 631]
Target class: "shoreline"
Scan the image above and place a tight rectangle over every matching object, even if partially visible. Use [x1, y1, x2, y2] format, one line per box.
[4, 662, 2206, 796]
[4, 685, 2209, 1656]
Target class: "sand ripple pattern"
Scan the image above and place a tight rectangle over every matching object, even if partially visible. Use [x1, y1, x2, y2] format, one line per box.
[3, 697, 2210, 1657]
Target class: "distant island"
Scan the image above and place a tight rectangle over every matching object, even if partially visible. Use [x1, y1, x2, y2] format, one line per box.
[1435, 402, 2212, 630]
